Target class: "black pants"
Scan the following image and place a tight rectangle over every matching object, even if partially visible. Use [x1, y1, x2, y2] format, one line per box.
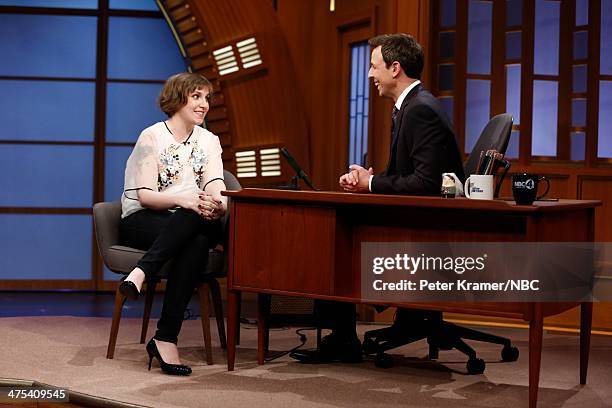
[313, 300, 357, 337]
[120, 208, 221, 344]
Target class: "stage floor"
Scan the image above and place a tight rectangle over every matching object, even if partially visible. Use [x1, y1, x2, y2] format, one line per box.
[0, 293, 611, 408]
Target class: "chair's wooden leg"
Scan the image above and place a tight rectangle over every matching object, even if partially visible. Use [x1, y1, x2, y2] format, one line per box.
[580, 302, 593, 384]
[198, 282, 214, 365]
[236, 292, 242, 345]
[209, 279, 227, 349]
[140, 279, 157, 344]
[107, 287, 126, 359]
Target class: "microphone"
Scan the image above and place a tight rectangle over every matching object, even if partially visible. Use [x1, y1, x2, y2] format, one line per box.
[280, 147, 317, 190]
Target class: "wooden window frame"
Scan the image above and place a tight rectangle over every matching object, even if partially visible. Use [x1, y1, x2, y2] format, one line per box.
[429, 0, 611, 168]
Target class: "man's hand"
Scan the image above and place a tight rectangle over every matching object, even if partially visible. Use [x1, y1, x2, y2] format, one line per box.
[339, 165, 373, 193]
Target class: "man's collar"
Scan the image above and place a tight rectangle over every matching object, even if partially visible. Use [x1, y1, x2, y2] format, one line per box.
[395, 80, 421, 110]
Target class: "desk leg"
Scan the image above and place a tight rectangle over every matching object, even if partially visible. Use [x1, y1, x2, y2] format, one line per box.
[580, 302, 592, 385]
[227, 290, 239, 371]
[529, 306, 543, 408]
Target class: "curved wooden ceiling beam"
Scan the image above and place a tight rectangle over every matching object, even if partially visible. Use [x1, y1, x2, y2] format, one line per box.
[160, 0, 310, 184]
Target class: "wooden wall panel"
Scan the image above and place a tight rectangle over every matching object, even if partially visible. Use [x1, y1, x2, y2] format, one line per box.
[396, 0, 432, 88]
[578, 177, 612, 242]
[276, 0, 429, 191]
[183, 0, 310, 178]
[544, 306, 612, 332]
[225, 74, 291, 149]
[278, 0, 339, 189]
[275, 0, 316, 127]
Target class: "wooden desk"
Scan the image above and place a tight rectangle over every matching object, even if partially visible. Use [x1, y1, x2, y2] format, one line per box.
[223, 188, 601, 408]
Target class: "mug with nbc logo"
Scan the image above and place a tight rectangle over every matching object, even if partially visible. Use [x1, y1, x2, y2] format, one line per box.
[511, 174, 550, 205]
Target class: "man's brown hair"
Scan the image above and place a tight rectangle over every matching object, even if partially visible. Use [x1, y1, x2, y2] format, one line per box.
[368, 33, 424, 79]
[158, 72, 213, 117]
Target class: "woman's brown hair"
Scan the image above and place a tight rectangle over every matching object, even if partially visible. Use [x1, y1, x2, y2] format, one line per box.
[158, 72, 213, 117]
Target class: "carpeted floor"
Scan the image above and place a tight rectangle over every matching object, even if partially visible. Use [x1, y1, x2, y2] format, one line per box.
[0, 316, 610, 408]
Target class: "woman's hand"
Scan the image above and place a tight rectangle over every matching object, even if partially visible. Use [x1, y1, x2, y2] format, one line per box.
[198, 193, 225, 220]
[175, 192, 212, 218]
[211, 194, 227, 220]
[173, 191, 225, 220]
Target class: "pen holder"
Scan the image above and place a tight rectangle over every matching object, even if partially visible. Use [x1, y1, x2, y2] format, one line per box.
[494, 160, 511, 198]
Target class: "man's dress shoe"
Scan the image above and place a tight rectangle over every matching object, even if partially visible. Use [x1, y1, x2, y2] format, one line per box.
[290, 333, 363, 364]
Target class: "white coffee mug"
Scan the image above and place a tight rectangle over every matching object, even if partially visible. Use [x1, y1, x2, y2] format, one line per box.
[464, 175, 494, 200]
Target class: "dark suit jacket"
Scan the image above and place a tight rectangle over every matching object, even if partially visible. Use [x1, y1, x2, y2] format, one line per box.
[371, 84, 465, 195]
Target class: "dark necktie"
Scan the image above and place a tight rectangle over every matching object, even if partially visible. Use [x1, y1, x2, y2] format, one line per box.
[391, 106, 399, 141]
[384, 106, 400, 173]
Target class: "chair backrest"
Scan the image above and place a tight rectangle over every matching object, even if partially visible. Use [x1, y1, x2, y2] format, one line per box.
[223, 169, 241, 191]
[463, 113, 513, 176]
[93, 200, 122, 262]
[222, 170, 241, 244]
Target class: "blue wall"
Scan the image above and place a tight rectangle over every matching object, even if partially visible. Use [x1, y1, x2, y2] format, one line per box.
[0, 0, 186, 282]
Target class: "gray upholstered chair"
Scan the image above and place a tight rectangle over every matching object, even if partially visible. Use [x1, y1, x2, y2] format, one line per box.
[94, 170, 241, 364]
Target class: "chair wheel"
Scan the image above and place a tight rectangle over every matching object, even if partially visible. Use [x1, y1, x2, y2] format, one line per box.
[362, 338, 377, 355]
[466, 358, 485, 374]
[501, 345, 519, 362]
[374, 353, 394, 369]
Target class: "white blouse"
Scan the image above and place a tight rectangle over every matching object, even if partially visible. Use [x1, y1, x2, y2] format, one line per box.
[121, 122, 224, 218]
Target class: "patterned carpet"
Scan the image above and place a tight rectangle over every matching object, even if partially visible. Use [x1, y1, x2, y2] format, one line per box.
[0, 316, 610, 408]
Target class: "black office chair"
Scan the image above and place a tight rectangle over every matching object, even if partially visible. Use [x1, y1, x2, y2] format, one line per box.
[363, 113, 517, 374]
[463, 113, 513, 177]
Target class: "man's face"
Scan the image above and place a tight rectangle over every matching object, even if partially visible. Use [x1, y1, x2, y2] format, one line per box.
[368, 46, 394, 98]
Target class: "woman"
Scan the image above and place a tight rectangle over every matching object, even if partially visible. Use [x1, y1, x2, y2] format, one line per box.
[119, 72, 226, 376]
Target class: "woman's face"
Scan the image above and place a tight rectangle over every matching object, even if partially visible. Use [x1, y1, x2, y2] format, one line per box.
[175, 87, 210, 126]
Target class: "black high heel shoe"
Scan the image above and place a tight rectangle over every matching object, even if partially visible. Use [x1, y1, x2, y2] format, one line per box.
[118, 278, 139, 301]
[146, 339, 192, 376]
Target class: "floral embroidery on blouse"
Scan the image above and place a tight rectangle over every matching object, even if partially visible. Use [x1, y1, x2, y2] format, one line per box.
[158, 144, 183, 190]
[189, 141, 209, 187]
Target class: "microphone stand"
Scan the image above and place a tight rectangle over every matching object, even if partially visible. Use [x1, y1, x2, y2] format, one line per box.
[278, 147, 318, 191]
[278, 175, 300, 191]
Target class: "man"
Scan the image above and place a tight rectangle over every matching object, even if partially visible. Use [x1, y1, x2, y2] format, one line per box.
[290, 33, 464, 364]
[341, 33, 464, 195]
